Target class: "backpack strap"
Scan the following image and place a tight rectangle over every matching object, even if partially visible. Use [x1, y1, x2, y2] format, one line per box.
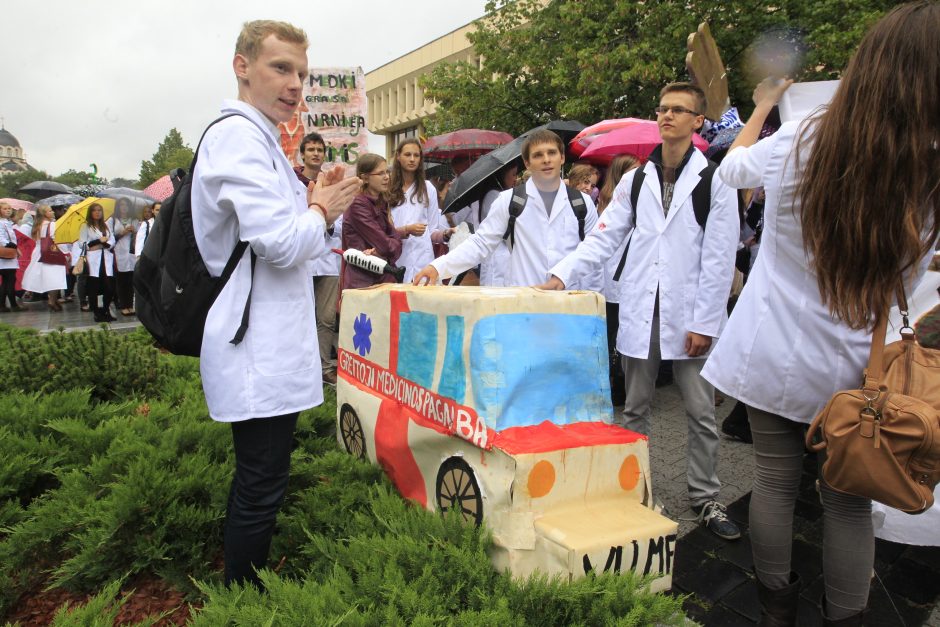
[691, 160, 718, 229]
[612, 169, 646, 282]
[565, 184, 588, 241]
[229, 246, 255, 346]
[502, 182, 528, 248]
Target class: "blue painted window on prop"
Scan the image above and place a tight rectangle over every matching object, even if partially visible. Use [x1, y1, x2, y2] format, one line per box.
[469, 313, 612, 431]
[437, 315, 466, 403]
[397, 311, 437, 389]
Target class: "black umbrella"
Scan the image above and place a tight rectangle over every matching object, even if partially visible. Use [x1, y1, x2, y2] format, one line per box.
[18, 180, 74, 200]
[98, 187, 157, 209]
[40, 193, 83, 208]
[442, 119, 586, 214]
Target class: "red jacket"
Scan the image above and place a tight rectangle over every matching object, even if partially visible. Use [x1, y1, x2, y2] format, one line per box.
[341, 193, 402, 290]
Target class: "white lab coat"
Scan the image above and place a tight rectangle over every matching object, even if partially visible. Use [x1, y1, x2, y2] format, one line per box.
[79, 223, 116, 278]
[134, 218, 154, 259]
[432, 178, 599, 289]
[551, 149, 739, 360]
[192, 99, 329, 422]
[478, 189, 511, 287]
[110, 217, 139, 272]
[310, 215, 342, 277]
[0, 219, 19, 271]
[391, 181, 448, 283]
[702, 120, 932, 423]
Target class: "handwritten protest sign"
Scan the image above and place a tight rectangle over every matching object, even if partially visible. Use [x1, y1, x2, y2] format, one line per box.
[277, 66, 368, 173]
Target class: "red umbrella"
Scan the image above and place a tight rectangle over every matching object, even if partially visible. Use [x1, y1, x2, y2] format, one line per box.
[423, 129, 513, 161]
[569, 118, 648, 157]
[142, 175, 174, 201]
[579, 122, 710, 165]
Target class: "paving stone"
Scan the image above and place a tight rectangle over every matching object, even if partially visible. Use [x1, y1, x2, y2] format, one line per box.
[720, 579, 760, 623]
[717, 534, 754, 572]
[677, 593, 709, 624]
[904, 544, 940, 573]
[681, 525, 726, 554]
[702, 603, 755, 626]
[790, 538, 823, 586]
[866, 582, 930, 627]
[796, 597, 825, 627]
[673, 539, 710, 576]
[882, 557, 940, 605]
[875, 538, 911, 570]
[672, 556, 749, 605]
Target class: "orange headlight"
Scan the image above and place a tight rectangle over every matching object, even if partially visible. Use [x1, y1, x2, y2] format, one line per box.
[527, 459, 556, 498]
[619, 454, 641, 491]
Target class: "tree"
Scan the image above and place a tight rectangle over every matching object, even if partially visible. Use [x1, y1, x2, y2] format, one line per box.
[138, 129, 193, 188]
[54, 169, 105, 188]
[421, 0, 904, 136]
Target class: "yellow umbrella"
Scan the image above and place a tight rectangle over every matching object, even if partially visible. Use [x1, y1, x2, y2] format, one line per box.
[53, 197, 115, 244]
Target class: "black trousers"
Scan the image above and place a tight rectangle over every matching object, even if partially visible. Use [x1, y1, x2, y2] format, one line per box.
[85, 273, 114, 318]
[224, 412, 298, 588]
[0, 269, 16, 308]
[115, 270, 134, 309]
[605, 301, 626, 405]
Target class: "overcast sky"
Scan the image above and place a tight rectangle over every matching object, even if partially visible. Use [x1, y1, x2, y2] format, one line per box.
[2, 1, 489, 181]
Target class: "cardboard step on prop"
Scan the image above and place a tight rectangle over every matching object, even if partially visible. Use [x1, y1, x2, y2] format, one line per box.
[336, 284, 677, 591]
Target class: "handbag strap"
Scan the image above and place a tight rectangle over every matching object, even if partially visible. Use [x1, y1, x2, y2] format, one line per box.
[862, 278, 912, 391]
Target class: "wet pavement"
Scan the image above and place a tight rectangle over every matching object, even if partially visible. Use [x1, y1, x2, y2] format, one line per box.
[0, 295, 140, 334]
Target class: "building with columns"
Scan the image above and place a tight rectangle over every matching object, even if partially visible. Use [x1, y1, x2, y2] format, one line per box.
[366, 21, 481, 158]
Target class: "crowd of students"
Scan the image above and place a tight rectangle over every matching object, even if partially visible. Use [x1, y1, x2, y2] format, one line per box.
[191, 6, 937, 625]
[0, 198, 159, 321]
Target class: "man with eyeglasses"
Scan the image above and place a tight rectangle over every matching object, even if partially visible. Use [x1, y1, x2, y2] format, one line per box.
[295, 132, 342, 386]
[541, 82, 741, 541]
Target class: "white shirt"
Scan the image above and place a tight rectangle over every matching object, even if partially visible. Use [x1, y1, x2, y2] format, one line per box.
[432, 178, 599, 289]
[551, 148, 739, 360]
[310, 215, 342, 277]
[192, 99, 329, 422]
[702, 120, 933, 423]
[0, 218, 19, 270]
[79, 223, 116, 278]
[110, 216, 139, 272]
[135, 218, 154, 259]
[391, 180, 448, 283]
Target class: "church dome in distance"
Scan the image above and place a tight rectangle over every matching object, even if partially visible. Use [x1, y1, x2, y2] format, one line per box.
[0, 128, 20, 148]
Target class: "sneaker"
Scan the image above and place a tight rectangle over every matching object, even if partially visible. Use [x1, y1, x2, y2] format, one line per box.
[692, 500, 741, 540]
[322, 370, 337, 386]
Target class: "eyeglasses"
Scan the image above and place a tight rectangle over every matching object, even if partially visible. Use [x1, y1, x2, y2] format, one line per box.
[654, 105, 701, 116]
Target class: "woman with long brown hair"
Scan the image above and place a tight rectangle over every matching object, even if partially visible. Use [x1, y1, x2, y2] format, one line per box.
[79, 202, 116, 322]
[21, 205, 67, 312]
[340, 153, 403, 291]
[702, 3, 940, 624]
[387, 139, 453, 283]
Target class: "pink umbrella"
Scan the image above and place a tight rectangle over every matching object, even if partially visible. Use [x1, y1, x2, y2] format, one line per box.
[142, 175, 174, 201]
[569, 118, 648, 157]
[423, 129, 514, 161]
[579, 121, 710, 165]
[0, 198, 35, 213]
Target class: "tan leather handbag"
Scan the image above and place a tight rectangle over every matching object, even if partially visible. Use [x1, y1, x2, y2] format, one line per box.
[806, 287, 940, 514]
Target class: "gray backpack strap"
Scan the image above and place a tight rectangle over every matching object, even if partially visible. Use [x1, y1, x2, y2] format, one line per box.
[565, 184, 588, 241]
[502, 182, 529, 249]
[612, 170, 646, 282]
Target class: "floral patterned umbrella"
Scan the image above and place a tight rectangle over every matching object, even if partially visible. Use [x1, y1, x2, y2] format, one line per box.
[142, 175, 175, 201]
[423, 129, 514, 161]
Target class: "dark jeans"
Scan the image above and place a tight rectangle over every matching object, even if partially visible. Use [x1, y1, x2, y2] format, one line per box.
[224, 412, 298, 588]
[0, 269, 16, 308]
[605, 301, 625, 405]
[115, 270, 134, 309]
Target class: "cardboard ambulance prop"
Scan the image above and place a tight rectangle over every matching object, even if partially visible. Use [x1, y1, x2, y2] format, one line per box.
[336, 285, 678, 591]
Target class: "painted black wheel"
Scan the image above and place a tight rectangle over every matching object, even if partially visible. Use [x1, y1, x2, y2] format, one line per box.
[339, 404, 365, 459]
[435, 457, 483, 526]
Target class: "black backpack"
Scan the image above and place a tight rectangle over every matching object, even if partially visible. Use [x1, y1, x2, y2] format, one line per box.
[134, 113, 257, 357]
[501, 183, 589, 248]
[612, 161, 718, 281]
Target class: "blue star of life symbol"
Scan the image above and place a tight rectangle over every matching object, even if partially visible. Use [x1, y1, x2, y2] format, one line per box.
[352, 313, 372, 356]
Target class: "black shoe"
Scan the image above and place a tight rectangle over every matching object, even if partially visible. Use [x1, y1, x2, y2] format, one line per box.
[692, 500, 741, 540]
[757, 572, 801, 627]
[721, 402, 753, 443]
[105, 313, 117, 322]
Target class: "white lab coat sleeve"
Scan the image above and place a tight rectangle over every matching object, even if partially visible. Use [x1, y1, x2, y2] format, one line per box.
[200, 121, 326, 269]
[689, 176, 739, 338]
[431, 191, 511, 279]
[719, 132, 781, 190]
[550, 171, 637, 288]
[134, 222, 148, 256]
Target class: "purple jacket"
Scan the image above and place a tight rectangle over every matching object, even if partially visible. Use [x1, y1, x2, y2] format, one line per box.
[341, 193, 403, 290]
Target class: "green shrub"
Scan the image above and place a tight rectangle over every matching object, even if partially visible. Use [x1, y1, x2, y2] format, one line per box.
[0, 327, 167, 402]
